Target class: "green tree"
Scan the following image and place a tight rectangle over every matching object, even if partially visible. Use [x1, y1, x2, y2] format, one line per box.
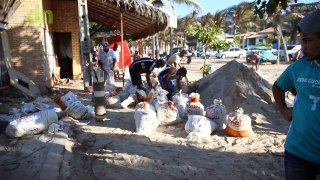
[186, 21, 225, 77]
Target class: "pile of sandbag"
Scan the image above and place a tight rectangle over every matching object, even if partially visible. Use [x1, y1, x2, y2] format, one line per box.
[106, 80, 137, 109]
[131, 89, 256, 138]
[55, 91, 94, 120]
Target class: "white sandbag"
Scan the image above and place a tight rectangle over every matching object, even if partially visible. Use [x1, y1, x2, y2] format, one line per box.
[134, 102, 158, 133]
[157, 102, 181, 125]
[120, 94, 136, 109]
[65, 101, 88, 120]
[5, 109, 58, 138]
[205, 99, 227, 129]
[185, 115, 217, 138]
[224, 108, 255, 137]
[21, 103, 37, 114]
[123, 79, 137, 95]
[60, 91, 80, 107]
[172, 92, 189, 120]
[186, 93, 204, 116]
[105, 94, 122, 108]
[82, 105, 95, 119]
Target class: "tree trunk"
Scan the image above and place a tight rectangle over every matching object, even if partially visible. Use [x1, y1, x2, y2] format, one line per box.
[170, 27, 173, 56]
[278, 25, 290, 63]
[203, 48, 207, 77]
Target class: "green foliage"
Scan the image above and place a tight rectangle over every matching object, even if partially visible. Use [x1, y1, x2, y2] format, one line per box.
[214, 40, 232, 51]
[267, 34, 277, 43]
[233, 36, 241, 46]
[254, 0, 294, 18]
[200, 64, 211, 76]
[186, 21, 226, 77]
[186, 21, 224, 50]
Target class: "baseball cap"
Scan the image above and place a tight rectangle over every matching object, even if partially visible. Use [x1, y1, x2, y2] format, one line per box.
[297, 9, 320, 36]
[102, 42, 109, 48]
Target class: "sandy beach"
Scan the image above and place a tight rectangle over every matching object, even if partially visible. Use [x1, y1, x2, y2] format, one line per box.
[0, 57, 293, 180]
[65, 57, 292, 180]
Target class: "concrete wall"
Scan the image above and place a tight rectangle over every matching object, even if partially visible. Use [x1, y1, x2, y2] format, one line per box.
[7, 0, 46, 83]
[7, 0, 81, 87]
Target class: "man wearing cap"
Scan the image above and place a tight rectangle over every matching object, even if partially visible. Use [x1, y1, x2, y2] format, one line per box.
[272, 9, 320, 179]
[129, 58, 166, 90]
[98, 42, 117, 86]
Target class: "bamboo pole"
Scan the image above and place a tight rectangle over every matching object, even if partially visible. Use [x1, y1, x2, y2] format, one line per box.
[121, 12, 125, 87]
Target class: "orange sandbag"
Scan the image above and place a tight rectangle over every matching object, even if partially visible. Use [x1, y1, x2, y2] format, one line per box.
[224, 108, 255, 137]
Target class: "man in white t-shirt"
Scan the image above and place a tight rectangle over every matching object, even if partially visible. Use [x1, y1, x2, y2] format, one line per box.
[113, 43, 121, 79]
[98, 42, 116, 86]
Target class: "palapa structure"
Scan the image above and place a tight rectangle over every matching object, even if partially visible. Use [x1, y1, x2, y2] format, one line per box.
[89, 0, 169, 40]
[0, 0, 170, 89]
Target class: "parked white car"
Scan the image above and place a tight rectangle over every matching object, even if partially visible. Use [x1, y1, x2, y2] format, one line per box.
[273, 45, 301, 61]
[216, 47, 246, 59]
[200, 50, 217, 58]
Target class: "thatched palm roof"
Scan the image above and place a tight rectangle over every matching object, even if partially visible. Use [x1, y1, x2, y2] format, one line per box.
[88, 0, 169, 40]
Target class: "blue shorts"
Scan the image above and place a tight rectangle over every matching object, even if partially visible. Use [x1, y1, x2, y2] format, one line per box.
[284, 150, 320, 180]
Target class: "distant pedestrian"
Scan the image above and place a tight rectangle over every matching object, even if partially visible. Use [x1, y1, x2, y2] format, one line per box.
[113, 43, 120, 80]
[167, 50, 188, 68]
[98, 42, 116, 86]
[250, 51, 261, 71]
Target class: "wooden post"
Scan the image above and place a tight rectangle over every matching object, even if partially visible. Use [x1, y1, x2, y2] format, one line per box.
[120, 12, 125, 87]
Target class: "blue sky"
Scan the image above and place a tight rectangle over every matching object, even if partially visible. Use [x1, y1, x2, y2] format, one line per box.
[173, 0, 320, 17]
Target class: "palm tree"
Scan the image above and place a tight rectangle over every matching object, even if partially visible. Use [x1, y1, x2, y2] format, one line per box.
[222, 2, 254, 35]
[212, 11, 225, 29]
[148, 0, 202, 55]
[266, 1, 320, 63]
[200, 13, 214, 27]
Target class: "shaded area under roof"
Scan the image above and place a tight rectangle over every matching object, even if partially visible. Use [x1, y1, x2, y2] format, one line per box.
[88, 0, 169, 40]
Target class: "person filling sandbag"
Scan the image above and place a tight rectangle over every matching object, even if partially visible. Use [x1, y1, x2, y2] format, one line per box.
[224, 108, 255, 137]
[186, 92, 204, 115]
[205, 99, 227, 129]
[157, 101, 181, 125]
[129, 58, 166, 102]
[134, 102, 158, 133]
[175, 67, 189, 94]
[158, 66, 177, 100]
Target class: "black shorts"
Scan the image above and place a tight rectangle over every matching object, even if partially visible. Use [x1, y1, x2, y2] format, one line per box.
[129, 69, 142, 86]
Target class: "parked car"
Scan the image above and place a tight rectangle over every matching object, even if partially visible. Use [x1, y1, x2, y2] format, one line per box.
[200, 50, 217, 58]
[247, 50, 277, 64]
[246, 46, 275, 62]
[216, 47, 246, 59]
[273, 45, 301, 61]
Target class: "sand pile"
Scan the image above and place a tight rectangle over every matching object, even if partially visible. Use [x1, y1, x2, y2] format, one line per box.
[193, 60, 288, 133]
